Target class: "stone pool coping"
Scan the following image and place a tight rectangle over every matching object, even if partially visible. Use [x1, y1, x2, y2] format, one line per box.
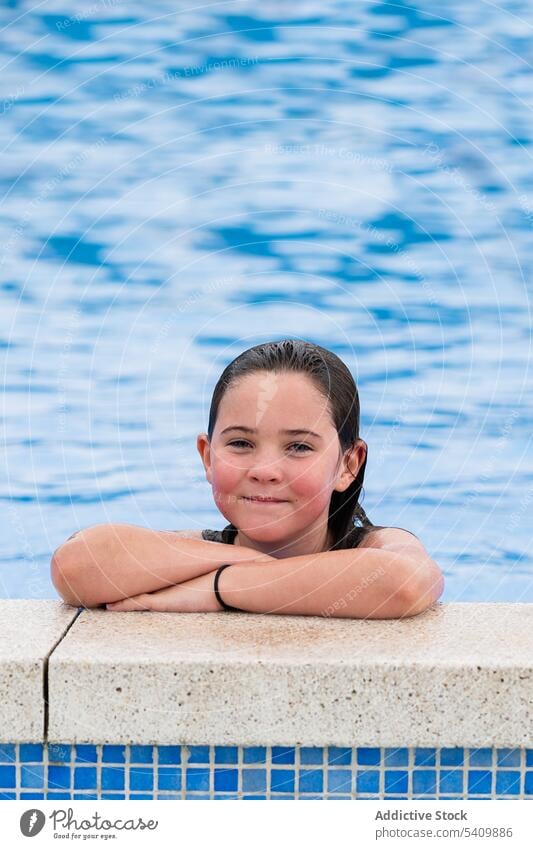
[1, 600, 532, 747]
[0, 601, 79, 742]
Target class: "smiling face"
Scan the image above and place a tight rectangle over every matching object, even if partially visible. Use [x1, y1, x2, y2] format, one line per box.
[197, 370, 366, 557]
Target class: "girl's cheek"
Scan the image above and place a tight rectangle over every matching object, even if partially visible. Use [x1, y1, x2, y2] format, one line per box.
[292, 466, 335, 504]
[210, 459, 242, 504]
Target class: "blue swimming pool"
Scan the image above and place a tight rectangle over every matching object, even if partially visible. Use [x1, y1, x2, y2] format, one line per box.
[1, 1, 531, 602]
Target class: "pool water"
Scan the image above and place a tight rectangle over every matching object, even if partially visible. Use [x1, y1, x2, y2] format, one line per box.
[1, 1, 531, 601]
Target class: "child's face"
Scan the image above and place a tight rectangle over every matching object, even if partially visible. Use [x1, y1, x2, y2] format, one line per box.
[197, 371, 364, 547]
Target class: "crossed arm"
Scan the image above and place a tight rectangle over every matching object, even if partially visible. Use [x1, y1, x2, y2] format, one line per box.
[51, 524, 444, 619]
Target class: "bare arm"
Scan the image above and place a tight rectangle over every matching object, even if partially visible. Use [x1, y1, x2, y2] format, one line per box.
[50, 524, 275, 608]
[106, 545, 444, 619]
[217, 548, 443, 618]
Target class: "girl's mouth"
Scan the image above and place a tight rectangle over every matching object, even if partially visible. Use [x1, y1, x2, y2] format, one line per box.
[242, 496, 287, 503]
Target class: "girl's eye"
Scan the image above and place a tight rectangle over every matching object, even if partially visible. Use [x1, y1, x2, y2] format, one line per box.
[227, 440, 312, 453]
[289, 443, 312, 453]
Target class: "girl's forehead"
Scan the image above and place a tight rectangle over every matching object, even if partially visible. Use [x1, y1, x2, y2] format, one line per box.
[220, 371, 328, 411]
[224, 370, 324, 402]
[216, 373, 335, 432]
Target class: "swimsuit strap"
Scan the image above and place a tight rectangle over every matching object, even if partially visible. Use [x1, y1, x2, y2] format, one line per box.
[201, 524, 238, 545]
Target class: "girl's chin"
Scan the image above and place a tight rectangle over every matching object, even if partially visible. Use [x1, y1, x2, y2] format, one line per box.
[236, 521, 290, 540]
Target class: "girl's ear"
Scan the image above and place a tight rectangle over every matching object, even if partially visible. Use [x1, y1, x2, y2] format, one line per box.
[334, 439, 367, 493]
[196, 433, 212, 483]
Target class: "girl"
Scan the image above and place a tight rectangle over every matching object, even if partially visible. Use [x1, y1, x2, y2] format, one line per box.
[51, 339, 444, 618]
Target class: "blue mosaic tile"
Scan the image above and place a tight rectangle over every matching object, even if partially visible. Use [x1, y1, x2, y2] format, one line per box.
[102, 746, 125, 763]
[413, 769, 436, 794]
[439, 769, 463, 794]
[74, 767, 97, 790]
[469, 748, 492, 767]
[526, 751, 533, 767]
[328, 747, 351, 766]
[300, 747, 323, 765]
[130, 746, 153, 764]
[243, 747, 266, 764]
[20, 744, 43, 762]
[272, 747, 295, 764]
[186, 746, 208, 763]
[215, 747, 238, 764]
[299, 769, 323, 793]
[242, 769, 266, 793]
[468, 770, 492, 795]
[357, 748, 380, 766]
[21, 765, 44, 789]
[385, 770, 409, 794]
[75, 745, 97, 763]
[414, 748, 436, 766]
[101, 767, 124, 791]
[356, 770, 379, 794]
[384, 748, 409, 766]
[496, 771, 520, 795]
[270, 769, 295, 793]
[159, 746, 181, 765]
[440, 748, 464, 766]
[327, 770, 351, 793]
[48, 765, 70, 790]
[496, 749, 520, 767]
[130, 768, 154, 792]
[0, 745, 16, 764]
[49, 744, 71, 763]
[214, 769, 238, 792]
[186, 769, 210, 792]
[1, 743, 532, 800]
[158, 768, 181, 792]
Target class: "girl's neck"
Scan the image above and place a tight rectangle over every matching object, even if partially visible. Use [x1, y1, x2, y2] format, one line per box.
[234, 523, 334, 559]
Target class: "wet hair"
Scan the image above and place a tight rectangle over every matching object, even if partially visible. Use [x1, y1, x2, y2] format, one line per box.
[207, 338, 379, 550]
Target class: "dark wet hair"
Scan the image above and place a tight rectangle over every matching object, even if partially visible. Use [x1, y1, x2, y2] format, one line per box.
[207, 339, 379, 550]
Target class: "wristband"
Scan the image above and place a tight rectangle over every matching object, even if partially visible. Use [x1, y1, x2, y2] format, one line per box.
[214, 563, 245, 612]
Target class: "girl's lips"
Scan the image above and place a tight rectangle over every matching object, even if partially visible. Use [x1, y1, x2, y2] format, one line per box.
[242, 496, 287, 503]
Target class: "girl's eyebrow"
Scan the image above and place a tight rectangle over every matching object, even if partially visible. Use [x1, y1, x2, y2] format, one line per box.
[220, 425, 323, 440]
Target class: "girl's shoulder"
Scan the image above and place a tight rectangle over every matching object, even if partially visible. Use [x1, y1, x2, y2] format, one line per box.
[356, 525, 419, 549]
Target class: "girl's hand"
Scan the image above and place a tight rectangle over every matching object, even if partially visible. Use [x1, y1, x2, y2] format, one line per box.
[105, 571, 223, 613]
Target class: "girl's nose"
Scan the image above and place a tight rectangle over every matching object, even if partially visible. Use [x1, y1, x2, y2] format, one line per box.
[247, 454, 283, 481]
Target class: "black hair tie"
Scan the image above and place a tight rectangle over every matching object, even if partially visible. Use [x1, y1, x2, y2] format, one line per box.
[214, 564, 245, 612]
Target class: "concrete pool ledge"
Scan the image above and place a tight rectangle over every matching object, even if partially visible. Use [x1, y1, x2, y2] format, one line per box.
[42, 602, 533, 748]
[1, 601, 532, 748]
[0, 600, 79, 742]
